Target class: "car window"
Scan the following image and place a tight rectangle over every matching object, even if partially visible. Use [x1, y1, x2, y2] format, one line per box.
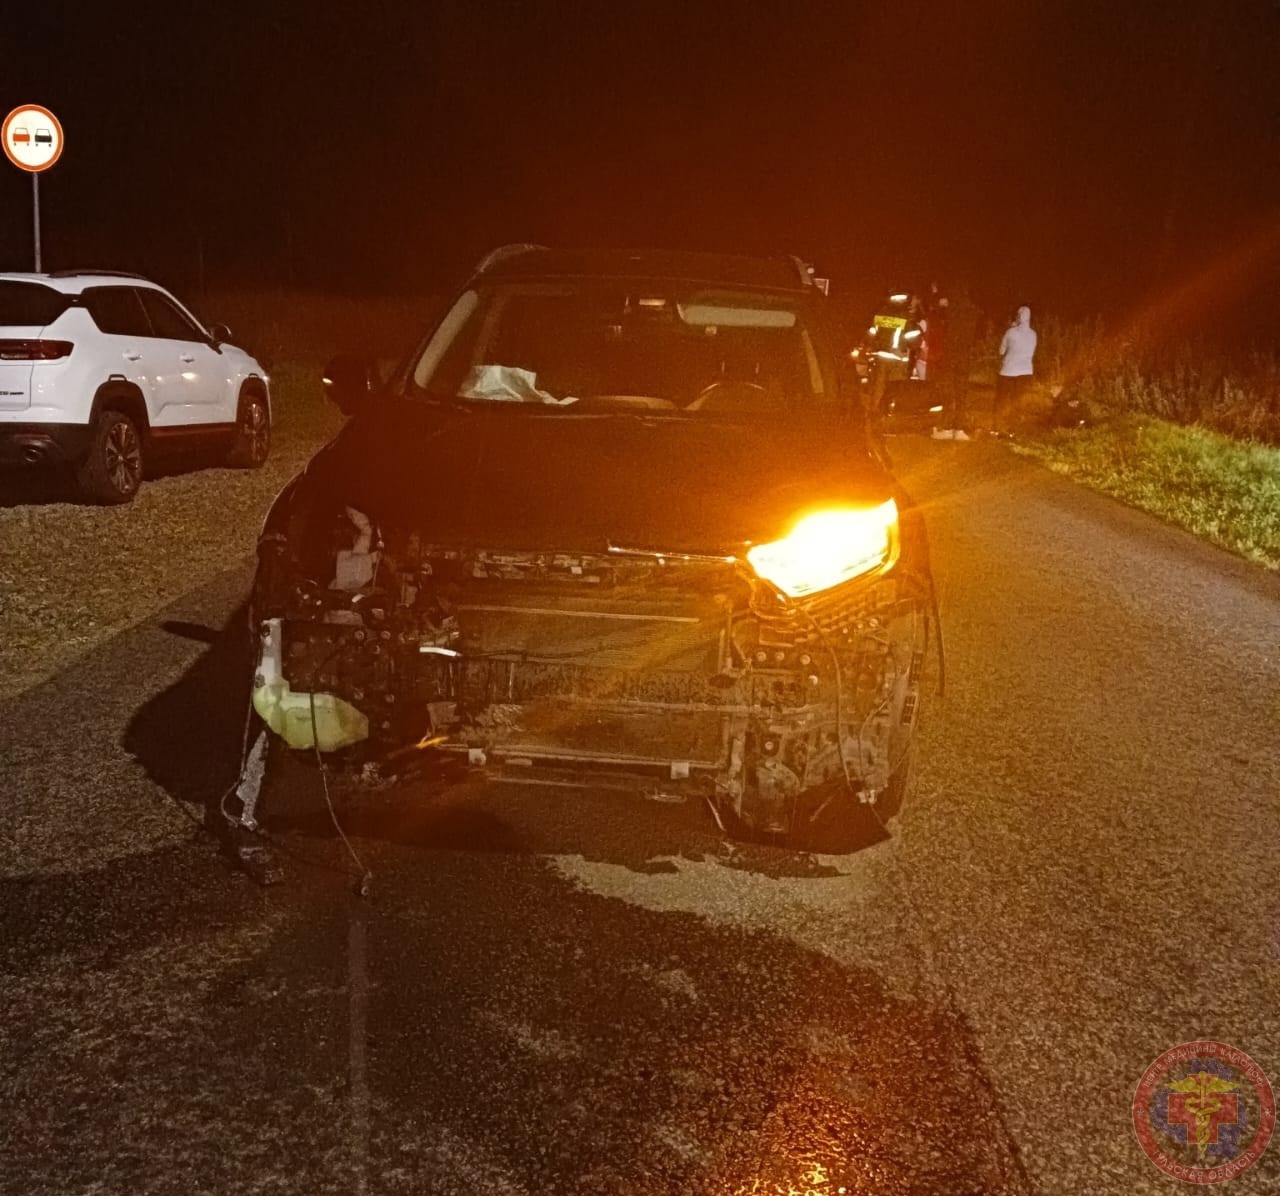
[411, 283, 834, 411]
[82, 286, 152, 338]
[0, 280, 73, 327]
[138, 289, 205, 341]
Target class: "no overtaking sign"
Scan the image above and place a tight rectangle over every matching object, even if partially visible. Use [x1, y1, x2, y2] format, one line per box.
[4, 104, 63, 172]
[4, 104, 64, 271]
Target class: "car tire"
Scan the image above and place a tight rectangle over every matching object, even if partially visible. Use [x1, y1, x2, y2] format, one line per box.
[258, 734, 363, 830]
[727, 732, 915, 853]
[788, 748, 912, 855]
[748, 606, 925, 854]
[255, 735, 322, 828]
[226, 389, 270, 468]
[75, 408, 144, 504]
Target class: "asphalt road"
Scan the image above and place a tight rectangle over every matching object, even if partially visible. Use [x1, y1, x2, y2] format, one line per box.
[2, 437, 1278, 1195]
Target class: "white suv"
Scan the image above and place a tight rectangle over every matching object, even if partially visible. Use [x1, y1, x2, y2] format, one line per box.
[0, 271, 271, 502]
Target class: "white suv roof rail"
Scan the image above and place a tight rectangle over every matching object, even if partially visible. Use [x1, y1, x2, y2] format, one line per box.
[47, 270, 151, 281]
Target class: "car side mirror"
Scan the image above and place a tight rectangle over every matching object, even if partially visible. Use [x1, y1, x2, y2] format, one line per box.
[323, 353, 378, 416]
[209, 322, 232, 346]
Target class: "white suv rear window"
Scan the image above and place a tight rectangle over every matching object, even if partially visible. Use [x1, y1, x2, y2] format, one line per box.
[0, 281, 72, 327]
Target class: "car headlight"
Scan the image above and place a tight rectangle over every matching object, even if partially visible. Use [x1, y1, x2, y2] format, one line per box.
[746, 501, 899, 598]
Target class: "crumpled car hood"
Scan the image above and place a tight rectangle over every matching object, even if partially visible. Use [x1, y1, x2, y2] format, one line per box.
[294, 398, 899, 555]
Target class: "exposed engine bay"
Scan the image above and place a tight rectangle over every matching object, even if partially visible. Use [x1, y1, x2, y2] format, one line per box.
[245, 505, 929, 839]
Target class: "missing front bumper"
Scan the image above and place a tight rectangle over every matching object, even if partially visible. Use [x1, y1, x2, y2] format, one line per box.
[250, 565, 928, 839]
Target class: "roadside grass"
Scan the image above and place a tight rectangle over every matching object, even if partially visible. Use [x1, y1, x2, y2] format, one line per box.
[1012, 416, 1280, 570]
[201, 289, 445, 457]
[198, 289, 442, 376]
[261, 357, 340, 452]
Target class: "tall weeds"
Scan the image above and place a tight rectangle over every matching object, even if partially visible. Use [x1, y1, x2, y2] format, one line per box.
[1031, 315, 1280, 444]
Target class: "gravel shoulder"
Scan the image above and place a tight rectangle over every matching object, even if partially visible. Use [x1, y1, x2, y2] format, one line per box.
[0, 369, 340, 699]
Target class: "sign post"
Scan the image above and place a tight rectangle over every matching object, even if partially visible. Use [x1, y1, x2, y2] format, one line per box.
[3, 104, 65, 272]
[33, 174, 42, 271]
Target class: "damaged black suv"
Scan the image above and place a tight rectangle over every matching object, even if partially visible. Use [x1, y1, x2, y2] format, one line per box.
[237, 246, 934, 848]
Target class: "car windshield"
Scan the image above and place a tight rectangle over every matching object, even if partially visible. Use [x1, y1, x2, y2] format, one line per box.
[408, 282, 835, 413]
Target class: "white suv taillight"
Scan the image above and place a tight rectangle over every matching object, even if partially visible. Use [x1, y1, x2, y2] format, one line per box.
[0, 339, 74, 360]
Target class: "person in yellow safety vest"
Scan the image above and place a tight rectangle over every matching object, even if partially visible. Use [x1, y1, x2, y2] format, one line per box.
[861, 291, 925, 412]
[865, 291, 922, 370]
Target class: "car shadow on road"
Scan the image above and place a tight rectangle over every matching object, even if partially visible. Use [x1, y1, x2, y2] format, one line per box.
[0, 454, 231, 508]
[121, 601, 257, 840]
[123, 603, 887, 881]
[0, 823, 1028, 1196]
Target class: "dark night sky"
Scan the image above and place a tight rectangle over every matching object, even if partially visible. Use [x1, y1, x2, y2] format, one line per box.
[5, 1, 1280, 328]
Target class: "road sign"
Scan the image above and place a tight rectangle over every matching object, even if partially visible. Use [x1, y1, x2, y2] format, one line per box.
[3, 104, 64, 172]
[4, 105, 64, 270]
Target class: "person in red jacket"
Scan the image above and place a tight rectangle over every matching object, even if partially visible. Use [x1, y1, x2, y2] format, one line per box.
[920, 290, 947, 381]
[930, 284, 981, 441]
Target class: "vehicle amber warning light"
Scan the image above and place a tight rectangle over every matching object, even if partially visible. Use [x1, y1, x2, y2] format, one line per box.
[746, 501, 899, 597]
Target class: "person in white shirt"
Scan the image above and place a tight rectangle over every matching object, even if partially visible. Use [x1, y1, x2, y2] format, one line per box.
[995, 304, 1037, 436]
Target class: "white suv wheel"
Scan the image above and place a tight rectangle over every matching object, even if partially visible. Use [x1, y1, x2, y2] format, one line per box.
[76, 410, 143, 503]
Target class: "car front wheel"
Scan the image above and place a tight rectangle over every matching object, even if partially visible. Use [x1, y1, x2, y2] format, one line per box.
[226, 390, 270, 468]
[76, 409, 144, 503]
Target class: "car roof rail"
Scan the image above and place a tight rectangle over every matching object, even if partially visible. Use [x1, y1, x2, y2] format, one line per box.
[47, 269, 151, 281]
[472, 244, 549, 275]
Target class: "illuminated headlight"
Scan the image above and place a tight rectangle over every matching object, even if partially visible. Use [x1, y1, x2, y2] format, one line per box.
[746, 501, 899, 598]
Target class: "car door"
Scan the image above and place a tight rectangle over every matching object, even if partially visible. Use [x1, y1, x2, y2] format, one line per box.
[136, 288, 230, 427]
[80, 286, 161, 419]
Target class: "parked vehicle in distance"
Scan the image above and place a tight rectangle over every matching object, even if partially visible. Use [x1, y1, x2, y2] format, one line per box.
[0, 271, 271, 502]
[236, 246, 934, 851]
